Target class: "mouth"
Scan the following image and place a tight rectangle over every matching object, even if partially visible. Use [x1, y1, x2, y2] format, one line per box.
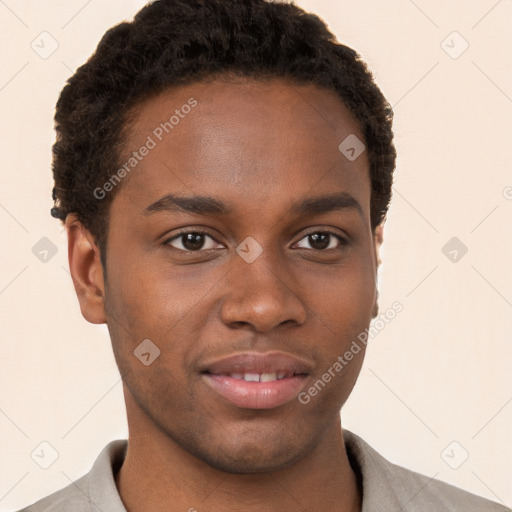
[205, 370, 299, 382]
[200, 351, 312, 410]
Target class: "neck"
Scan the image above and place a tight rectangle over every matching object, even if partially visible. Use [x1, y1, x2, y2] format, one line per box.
[115, 392, 361, 512]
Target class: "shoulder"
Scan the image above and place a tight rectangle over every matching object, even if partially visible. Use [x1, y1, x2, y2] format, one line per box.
[344, 429, 510, 512]
[16, 440, 128, 512]
[387, 458, 509, 511]
[16, 473, 91, 512]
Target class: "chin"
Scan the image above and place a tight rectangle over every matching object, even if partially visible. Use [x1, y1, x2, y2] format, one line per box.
[190, 442, 303, 474]
[171, 421, 322, 474]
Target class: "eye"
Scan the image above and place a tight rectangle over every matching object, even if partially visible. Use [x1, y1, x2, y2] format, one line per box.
[163, 229, 349, 253]
[294, 231, 348, 251]
[165, 230, 222, 252]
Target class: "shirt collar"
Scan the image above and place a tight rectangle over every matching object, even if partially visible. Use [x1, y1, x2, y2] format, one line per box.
[344, 429, 404, 511]
[88, 439, 127, 511]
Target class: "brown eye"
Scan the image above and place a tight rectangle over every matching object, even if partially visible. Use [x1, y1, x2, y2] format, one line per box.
[166, 231, 221, 252]
[295, 231, 347, 251]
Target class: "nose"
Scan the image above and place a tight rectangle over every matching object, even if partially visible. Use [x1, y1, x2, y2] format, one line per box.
[219, 246, 307, 332]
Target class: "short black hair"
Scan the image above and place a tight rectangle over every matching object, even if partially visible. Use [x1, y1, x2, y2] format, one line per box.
[51, 0, 396, 264]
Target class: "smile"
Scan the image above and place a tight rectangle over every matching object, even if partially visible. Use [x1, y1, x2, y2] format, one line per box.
[199, 351, 312, 409]
[208, 371, 295, 382]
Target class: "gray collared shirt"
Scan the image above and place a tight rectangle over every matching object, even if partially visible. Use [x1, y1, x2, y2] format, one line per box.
[18, 430, 509, 511]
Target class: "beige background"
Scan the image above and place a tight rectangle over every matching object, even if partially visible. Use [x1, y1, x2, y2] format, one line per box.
[1, 0, 511, 510]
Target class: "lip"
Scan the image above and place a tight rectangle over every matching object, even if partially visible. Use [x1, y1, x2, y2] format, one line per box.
[200, 351, 313, 410]
[200, 351, 313, 375]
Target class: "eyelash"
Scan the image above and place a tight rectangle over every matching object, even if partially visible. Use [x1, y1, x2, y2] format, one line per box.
[163, 229, 349, 253]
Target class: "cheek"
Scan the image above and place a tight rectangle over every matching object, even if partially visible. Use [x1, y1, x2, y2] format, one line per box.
[105, 249, 202, 333]
[302, 255, 375, 391]
[300, 270, 373, 410]
[307, 257, 376, 331]
[104, 255, 216, 386]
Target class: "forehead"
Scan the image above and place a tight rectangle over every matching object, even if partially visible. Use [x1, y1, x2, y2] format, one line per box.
[113, 76, 370, 222]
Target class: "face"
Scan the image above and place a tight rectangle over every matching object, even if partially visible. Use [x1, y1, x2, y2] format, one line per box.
[94, 77, 378, 473]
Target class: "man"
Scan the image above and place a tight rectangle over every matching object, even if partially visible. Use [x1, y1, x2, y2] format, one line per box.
[19, 0, 508, 510]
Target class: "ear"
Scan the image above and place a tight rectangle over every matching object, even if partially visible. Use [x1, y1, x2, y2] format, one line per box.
[66, 215, 106, 324]
[374, 223, 384, 268]
[371, 223, 384, 319]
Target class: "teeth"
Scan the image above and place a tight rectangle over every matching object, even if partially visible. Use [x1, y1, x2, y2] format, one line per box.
[226, 372, 288, 381]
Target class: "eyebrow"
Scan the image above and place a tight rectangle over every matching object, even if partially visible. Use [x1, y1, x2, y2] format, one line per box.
[143, 192, 365, 220]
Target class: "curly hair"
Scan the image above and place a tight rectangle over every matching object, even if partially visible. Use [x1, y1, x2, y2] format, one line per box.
[51, 0, 396, 263]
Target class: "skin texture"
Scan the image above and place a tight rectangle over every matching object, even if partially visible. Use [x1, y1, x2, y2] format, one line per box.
[66, 76, 383, 512]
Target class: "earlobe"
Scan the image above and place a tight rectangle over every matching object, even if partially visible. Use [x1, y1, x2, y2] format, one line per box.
[66, 215, 107, 324]
[372, 290, 379, 318]
[374, 223, 384, 268]
[372, 223, 384, 319]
